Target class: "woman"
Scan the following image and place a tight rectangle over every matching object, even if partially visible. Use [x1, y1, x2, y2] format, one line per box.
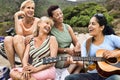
[65, 13, 120, 80]
[47, 5, 82, 80]
[4, 0, 40, 68]
[9, 16, 58, 80]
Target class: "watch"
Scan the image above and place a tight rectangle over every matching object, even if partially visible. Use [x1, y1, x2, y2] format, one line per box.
[64, 49, 67, 53]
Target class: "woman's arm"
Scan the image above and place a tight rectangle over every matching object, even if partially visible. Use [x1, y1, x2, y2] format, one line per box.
[14, 11, 24, 35]
[49, 36, 58, 57]
[25, 35, 34, 46]
[115, 50, 120, 58]
[68, 25, 81, 53]
[22, 44, 30, 67]
[103, 35, 120, 59]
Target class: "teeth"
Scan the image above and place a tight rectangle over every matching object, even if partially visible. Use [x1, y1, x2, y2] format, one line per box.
[45, 27, 50, 32]
[89, 29, 93, 32]
[28, 12, 33, 15]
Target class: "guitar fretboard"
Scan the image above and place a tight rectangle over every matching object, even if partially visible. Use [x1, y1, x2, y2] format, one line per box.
[42, 56, 117, 64]
[73, 57, 105, 61]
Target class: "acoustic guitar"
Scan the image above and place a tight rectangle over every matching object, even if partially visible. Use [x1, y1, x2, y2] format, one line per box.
[41, 49, 120, 77]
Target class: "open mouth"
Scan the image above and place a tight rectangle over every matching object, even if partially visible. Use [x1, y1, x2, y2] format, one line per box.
[45, 27, 50, 33]
[27, 11, 34, 16]
[89, 28, 94, 33]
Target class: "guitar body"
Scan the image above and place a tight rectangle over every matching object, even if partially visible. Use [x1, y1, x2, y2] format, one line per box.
[96, 49, 120, 77]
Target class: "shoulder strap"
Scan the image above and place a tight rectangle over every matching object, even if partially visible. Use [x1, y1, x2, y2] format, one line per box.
[86, 37, 92, 55]
[64, 23, 69, 30]
[81, 37, 92, 73]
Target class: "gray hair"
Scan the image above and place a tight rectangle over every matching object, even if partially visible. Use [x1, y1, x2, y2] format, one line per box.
[34, 16, 54, 37]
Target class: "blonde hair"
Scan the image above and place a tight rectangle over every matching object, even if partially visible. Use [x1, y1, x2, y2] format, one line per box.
[20, 0, 35, 10]
[34, 16, 54, 37]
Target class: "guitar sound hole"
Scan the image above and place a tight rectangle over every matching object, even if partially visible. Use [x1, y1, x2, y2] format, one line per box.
[106, 57, 117, 63]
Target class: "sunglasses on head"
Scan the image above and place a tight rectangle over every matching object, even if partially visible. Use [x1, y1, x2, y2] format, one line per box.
[94, 13, 104, 17]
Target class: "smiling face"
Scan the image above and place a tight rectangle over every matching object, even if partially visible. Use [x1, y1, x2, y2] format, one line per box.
[21, 1, 35, 18]
[88, 17, 104, 37]
[52, 8, 63, 23]
[39, 21, 52, 34]
[38, 17, 54, 34]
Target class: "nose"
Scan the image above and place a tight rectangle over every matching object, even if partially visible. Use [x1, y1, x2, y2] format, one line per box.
[88, 23, 92, 28]
[47, 24, 51, 29]
[60, 14, 63, 18]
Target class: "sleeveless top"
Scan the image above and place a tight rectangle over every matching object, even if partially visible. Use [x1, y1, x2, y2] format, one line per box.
[51, 23, 72, 68]
[29, 36, 50, 67]
[19, 17, 39, 36]
[51, 23, 72, 48]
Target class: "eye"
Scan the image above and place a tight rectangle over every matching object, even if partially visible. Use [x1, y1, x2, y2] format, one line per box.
[54, 14, 58, 17]
[60, 12, 63, 15]
[32, 7, 34, 10]
[27, 7, 30, 9]
[92, 22, 96, 25]
[89, 22, 92, 25]
[46, 22, 49, 24]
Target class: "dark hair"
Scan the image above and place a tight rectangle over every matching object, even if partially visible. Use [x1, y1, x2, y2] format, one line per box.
[47, 5, 59, 17]
[94, 13, 115, 35]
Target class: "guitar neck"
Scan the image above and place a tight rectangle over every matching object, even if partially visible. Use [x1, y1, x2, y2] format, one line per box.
[73, 57, 105, 61]
[42, 57, 67, 64]
[42, 56, 105, 64]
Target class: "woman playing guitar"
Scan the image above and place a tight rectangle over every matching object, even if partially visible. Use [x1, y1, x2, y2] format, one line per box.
[65, 13, 120, 80]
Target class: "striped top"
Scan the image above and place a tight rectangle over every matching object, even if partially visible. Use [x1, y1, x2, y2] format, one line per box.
[51, 23, 72, 48]
[29, 36, 50, 67]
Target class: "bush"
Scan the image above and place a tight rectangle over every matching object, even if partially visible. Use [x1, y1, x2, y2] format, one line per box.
[63, 2, 114, 27]
[0, 22, 14, 36]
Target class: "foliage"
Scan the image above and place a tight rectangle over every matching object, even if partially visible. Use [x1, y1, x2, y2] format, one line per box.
[0, 22, 14, 36]
[63, 2, 114, 27]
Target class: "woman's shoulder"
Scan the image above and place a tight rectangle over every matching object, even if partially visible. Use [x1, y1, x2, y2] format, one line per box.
[34, 17, 40, 22]
[49, 35, 56, 40]
[105, 34, 119, 38]
[105, 34, 120, 41]
[63, 23, 70, 28]
[49, 35, 57, 42]
[63, 23, 73, 31]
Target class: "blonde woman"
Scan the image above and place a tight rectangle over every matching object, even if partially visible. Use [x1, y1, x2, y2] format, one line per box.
[4, 0, 40, 68]
[9, 16, 58, 80]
